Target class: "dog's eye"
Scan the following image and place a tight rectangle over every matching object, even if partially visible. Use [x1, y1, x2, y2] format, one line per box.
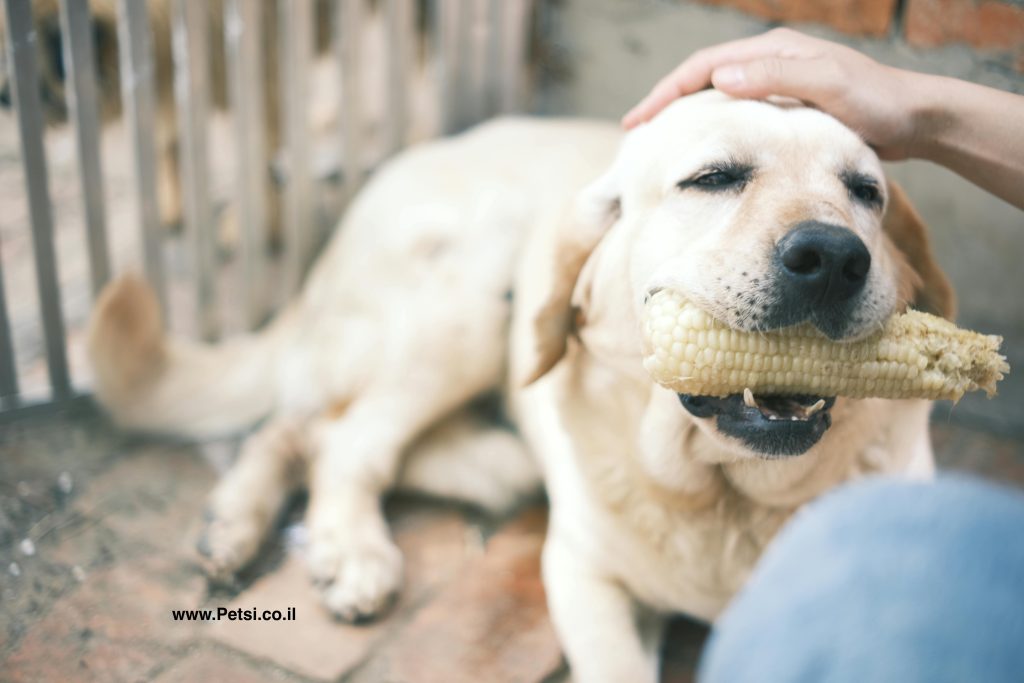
[842, 171, 883, 208]
[851, 182, 880, 204]
[695, 171, 738, 187]
[678, 165, 752, 192]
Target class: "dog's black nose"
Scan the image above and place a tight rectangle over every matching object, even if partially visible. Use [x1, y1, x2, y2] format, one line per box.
[0, 85, 10, 108]
[776, 222, 870, 307]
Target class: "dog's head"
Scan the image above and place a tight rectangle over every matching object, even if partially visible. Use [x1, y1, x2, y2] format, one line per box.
[525, 91, 953, 460]
[0, 0, 121, 125]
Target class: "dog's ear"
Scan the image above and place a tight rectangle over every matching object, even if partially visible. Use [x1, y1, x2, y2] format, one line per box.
[883, 181, 956, 320]
[517, 165, 621, 386]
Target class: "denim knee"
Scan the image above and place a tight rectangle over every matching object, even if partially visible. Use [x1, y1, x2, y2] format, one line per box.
[699, 475, 1024, 683]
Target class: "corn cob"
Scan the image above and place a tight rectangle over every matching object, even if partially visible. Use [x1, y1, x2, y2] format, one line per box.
[642, 290, 1008, 401]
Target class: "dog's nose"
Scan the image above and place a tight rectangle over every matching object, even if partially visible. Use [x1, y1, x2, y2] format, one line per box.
[0, 85, 10, 108]
[776, 222, 870, 306]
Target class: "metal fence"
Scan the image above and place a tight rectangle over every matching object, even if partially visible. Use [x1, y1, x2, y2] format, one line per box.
[0, 0, 535, 416]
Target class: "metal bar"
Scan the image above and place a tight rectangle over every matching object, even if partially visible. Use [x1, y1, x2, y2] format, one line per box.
[116, 0, 168, 312]
[172, 0, 217, 341]
[58, 0, 111, 297]
[0, 241, 19, 408]
[0, 393, 95, 426]
[226, 0, 268, 330]
[280, 0, 314, 295]
[452, 0, 475, 131]
[434, 0, 461, 135]
[384, 0, 413, 155]
[497, 0, 533, 113]
[483, 0, 501, 118]
[464, 0, 489, 125]
[2, 0, 72, 401]
[336, 0, 364, 199]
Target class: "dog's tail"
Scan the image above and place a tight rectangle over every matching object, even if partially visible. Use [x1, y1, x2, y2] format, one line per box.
[88, 275, 294, 440]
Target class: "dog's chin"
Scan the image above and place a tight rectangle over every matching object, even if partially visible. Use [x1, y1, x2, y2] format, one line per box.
[678, 393, 836, 457]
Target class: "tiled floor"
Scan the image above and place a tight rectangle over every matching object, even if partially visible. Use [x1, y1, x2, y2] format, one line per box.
[1, 408, 1021, 682]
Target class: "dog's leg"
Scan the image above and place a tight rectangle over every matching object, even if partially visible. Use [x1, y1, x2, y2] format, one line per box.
[304, 392, 460, 621]
[197, 417, 308, 581]
[396, 406, 540, 515]
[304, 326, 508, 618]
[543, 537, 661, 683]
[303, 237, 515, 619]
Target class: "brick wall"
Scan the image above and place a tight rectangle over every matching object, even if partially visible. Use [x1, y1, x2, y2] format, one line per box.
[693, 0, 1024, 71]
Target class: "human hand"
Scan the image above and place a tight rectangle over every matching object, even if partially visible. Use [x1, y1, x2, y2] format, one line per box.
[622, 29, 928, 161]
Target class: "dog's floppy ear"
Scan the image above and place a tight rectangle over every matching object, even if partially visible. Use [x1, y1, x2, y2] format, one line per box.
[883, 181, 956, 320]
[517, 165, 622, 386]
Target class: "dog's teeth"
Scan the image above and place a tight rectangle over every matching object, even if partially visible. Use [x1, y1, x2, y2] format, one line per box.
[806, 399, 826, 416]
[743, 387, 757, 409]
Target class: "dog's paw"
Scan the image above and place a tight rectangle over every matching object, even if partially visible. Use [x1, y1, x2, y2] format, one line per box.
[307, 529, 403, 622]
[195, 509, 264, 583]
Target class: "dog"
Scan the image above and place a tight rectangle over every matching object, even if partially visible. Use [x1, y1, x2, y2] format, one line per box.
[0, 0, 332, 244]
[87, 91, 954, 680]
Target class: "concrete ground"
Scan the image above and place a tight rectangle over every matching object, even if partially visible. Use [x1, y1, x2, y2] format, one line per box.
[0, 406, 1021, 683]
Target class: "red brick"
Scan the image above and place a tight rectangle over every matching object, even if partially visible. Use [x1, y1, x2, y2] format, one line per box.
[387, 500, 482, 595]
[208, 555, 387, 681]
[693, 0, 897, 36]
[4, 552, 205, 682]
[150, 647, 286, 683]
[381, 507, 563, 683]
[208, 505, 473, 681]
[69, 445, 216, 552]
[906, 0, 1024, 53]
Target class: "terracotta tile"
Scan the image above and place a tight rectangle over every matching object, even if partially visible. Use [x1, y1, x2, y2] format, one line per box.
[208, 505, 473, 681]
[380, 507, 563, 683]
[150, 646, 295, 683]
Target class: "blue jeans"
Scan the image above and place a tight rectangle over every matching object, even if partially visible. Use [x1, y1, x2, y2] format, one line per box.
[699, 475, 1024, 682]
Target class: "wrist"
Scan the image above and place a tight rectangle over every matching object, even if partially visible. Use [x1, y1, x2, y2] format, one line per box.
[903, 74, 960, 161]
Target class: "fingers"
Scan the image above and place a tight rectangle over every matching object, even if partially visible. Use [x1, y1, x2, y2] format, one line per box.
[710, 56, 841, 105]
[621, 28, 819, 128]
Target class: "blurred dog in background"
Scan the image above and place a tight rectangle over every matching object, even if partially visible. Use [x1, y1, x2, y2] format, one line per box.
[0, 0, 334, 246]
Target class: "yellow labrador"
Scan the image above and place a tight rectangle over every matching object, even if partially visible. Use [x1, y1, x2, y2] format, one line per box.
[88, 91, 952, 679]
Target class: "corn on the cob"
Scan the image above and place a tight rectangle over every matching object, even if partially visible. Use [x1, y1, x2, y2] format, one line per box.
[642, 290, 1008, 401]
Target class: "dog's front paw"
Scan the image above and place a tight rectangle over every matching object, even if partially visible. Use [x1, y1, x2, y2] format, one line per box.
[307, 529, 403, 622]
[196, 509, 265, 584]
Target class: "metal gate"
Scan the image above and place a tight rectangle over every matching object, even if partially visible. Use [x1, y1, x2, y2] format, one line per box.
[0, 0, 535, 416]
